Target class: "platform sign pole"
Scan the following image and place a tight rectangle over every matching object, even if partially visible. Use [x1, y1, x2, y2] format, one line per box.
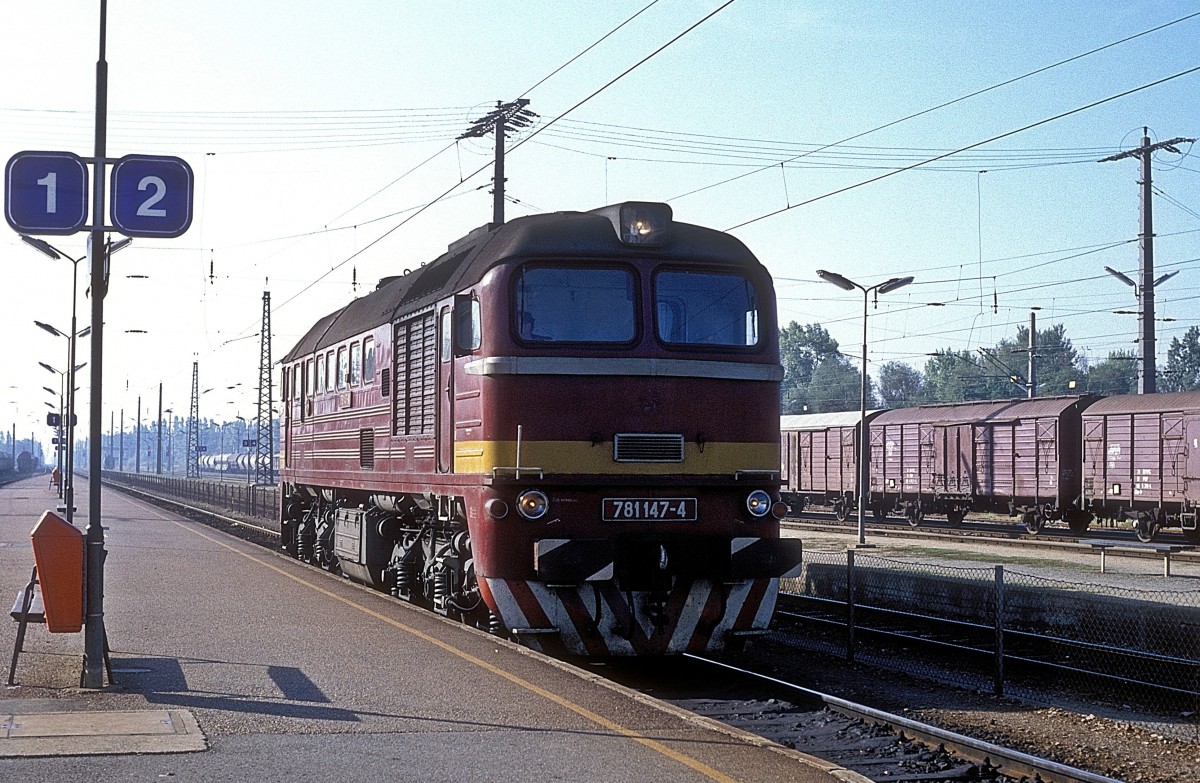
[83, 0, 109, 690]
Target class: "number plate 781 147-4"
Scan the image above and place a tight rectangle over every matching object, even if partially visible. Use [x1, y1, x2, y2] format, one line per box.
[602, 498, 697, 522]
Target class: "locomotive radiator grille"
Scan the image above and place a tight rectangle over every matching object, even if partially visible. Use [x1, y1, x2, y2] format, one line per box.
[613, 433, 685, 463]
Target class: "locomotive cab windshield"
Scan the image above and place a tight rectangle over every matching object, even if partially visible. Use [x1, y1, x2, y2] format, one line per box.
[512, 263, 760, 348]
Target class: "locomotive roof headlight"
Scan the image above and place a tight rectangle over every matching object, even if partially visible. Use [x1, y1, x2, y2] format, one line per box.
[592, 202, 672, 246]
[516, 490, 549, 520]
[746, 490, 772, 518]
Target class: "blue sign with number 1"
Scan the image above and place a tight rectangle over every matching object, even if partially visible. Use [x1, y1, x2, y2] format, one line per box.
[110, 154, 194, 238]
[4, 151, 89, 235]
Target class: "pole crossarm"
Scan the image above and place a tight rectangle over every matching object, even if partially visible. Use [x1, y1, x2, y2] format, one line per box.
[1097, 136, 1195, 162]
[457, 98, 537, 140]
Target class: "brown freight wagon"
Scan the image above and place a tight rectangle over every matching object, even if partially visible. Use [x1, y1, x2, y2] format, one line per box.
[780, 411, 882, 520]
[1081, 391, 1200, 543]
[868, 396, 1099, 533]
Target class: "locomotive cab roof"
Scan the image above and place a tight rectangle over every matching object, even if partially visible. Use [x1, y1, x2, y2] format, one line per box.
[283, 202, 765, 362]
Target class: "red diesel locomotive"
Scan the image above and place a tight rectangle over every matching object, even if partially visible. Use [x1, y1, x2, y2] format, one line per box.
[279, 202, 800, 656]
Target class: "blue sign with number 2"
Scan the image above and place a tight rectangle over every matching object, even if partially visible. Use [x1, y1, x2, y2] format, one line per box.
[110, 154, 194, 238]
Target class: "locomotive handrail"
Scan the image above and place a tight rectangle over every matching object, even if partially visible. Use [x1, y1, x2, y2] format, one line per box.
[734, 470, 779, 481]
[491, 466, 545, 480]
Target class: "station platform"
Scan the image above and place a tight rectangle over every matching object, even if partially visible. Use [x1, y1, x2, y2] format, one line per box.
[0, 476, 853, 783]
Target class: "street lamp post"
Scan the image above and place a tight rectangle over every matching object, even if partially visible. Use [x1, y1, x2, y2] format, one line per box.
[38, 359, 85, 513]
[41, 382, 64, 493]
[26, 233, 97, 522]
[164, 408, 174, 474]
[235, 415, 249, 484]
[816, 269, 915, 545]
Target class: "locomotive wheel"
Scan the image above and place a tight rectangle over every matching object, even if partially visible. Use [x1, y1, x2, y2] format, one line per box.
[945, 507, 965, 528]
[905, 506, 921, 527]
[1134, 515, 1158, 543]
[1023, 511, 1043, 535]
[834, 502, 849, 522]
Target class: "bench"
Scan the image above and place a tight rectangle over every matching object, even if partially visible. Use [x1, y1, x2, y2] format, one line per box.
[1082, 540, 1194, 577]
[8, 568, 43, 685]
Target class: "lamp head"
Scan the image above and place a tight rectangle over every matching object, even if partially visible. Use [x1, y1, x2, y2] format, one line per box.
[20, 235, 61, 260]
[816, 269, 857, 291]
[34, 321, 64, 338]
[1103, 266, 1137, 288]
[877, 276, 914, 295]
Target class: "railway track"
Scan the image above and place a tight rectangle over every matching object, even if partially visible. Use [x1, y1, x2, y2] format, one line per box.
[601, 654, 1123, 783]
[785, 511, 1200, 564]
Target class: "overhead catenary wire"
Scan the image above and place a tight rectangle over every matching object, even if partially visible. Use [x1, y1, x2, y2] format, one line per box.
[242, 0, 740, 332]
[726, 64, 1200, 231]
[666, 10, 1200, 204]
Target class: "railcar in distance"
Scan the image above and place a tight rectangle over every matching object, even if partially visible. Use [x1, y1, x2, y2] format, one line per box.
[279, 202, 801, 657]
[1081, 391, 1200, 543]
[869, 396, 1098, 532]
[779, 410, 881, 520]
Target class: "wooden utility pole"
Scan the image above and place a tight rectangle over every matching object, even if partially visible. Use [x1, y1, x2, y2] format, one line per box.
[458, 100, 537, 225]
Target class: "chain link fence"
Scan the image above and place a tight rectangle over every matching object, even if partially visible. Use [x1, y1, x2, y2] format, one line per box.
[781, 548, 1200, 741]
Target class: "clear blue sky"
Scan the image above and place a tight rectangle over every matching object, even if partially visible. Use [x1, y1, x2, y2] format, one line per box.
[2, 0, 1198, 455]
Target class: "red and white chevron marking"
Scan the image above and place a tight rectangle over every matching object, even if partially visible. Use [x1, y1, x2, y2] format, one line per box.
[480, 576, 780, 656]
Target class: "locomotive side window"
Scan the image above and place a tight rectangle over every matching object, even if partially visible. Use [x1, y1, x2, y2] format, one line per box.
[350, 342, 362, 386]
[317, 354, 326, 394]
[440, 310, 452, 362]
[655, 270, 759, 347]
[363, 337, 375, 384]
[306, 359, 315, 398]
[454, 294, 481, 353]
[337, 347, 348, 389]
[292, 364, 301, 400]
[325, 351, 335, 392]
[513, 265, 636, 343]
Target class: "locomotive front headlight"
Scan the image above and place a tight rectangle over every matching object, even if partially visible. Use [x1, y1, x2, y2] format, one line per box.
[746, 490, 772, 518]
[592, 202, 672, 246]
[516, 490, 549, 520]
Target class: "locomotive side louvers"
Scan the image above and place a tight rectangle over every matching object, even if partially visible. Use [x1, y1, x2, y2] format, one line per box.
[613, 433, 685, 463]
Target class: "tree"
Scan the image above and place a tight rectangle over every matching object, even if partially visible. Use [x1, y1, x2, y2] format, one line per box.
[1161, 326, 1200, 392]
[1084, 350, 1137, 395]
[977, 323, 1083, 398]
[922, 350, 993, 402]
[877, 361, 924, 407]
[779, 322, 842, 413]
[805, 356, 869, 412]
